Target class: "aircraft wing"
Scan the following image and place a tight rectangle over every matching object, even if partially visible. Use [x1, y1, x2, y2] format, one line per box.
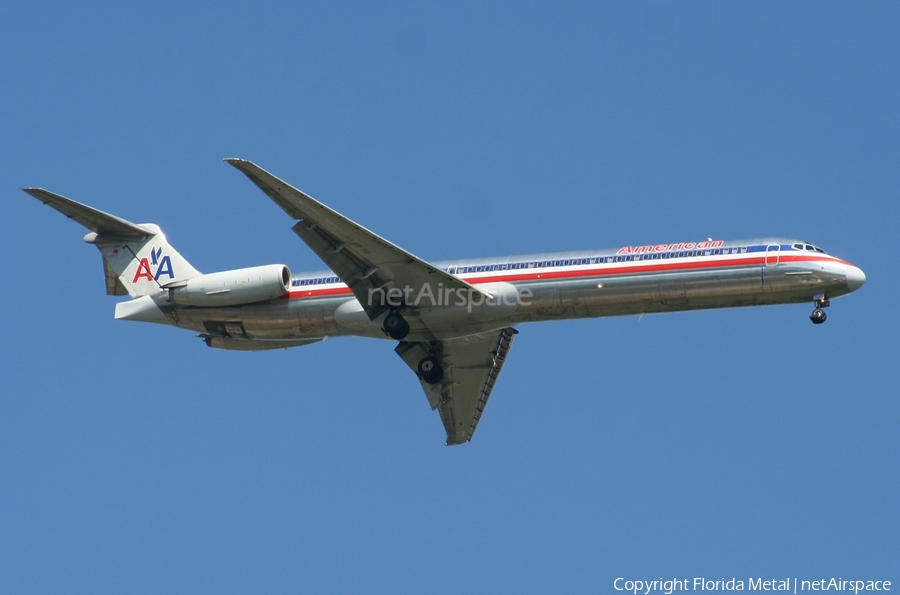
[395, 327, 517, 445]
[225, 159, 484, 321]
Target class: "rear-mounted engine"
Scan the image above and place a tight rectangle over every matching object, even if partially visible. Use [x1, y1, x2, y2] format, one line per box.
[166, 264, 291, 307]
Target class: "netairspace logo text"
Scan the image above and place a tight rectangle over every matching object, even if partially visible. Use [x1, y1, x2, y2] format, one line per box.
[613, 577, 891, 595]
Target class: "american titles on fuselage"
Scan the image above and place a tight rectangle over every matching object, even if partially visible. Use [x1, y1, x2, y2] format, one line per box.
[617, 239, 724, 255]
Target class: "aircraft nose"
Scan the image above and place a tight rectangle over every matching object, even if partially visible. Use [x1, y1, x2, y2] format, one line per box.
[846, 265, 866, 292]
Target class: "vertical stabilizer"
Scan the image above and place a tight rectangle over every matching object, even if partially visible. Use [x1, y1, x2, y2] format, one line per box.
[22, 188, 201, 298]
[87, 225, 201, 297]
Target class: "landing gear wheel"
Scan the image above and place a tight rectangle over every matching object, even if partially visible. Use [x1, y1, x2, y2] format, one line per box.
[383, 310, 410, 340]
[417, 356, 444, 384]
[810, 308, 827, 324]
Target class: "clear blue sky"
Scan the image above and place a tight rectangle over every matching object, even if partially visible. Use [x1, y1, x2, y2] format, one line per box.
[3, 3, 897, 593]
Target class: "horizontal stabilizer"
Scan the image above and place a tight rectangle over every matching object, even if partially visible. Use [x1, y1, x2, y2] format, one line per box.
[22, 187, 200, 298]
[22, 188, 151, 240]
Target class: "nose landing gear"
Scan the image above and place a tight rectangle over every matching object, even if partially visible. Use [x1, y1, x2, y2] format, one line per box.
[810, 294, 830, 325]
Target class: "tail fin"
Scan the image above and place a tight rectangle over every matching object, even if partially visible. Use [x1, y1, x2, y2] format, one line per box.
[22, 188, 201, 297]
[90, 224, 200, 297]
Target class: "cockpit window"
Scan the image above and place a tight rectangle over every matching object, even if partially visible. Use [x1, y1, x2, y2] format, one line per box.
[793, 242, 827, 254]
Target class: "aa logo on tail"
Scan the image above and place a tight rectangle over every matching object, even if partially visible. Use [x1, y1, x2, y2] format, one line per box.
[132, 247, 176, 284]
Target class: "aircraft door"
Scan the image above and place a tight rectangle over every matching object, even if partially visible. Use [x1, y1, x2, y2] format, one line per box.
[765, 244, 780, 266]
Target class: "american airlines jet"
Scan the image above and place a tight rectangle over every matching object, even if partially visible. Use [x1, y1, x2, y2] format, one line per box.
[22, 159, 866, 445]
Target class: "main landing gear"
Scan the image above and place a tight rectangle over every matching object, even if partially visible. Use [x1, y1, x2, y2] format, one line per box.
[810, 294, 830, 325]
[417, 355, 444, 385]
[383, 309, 443, 384]
[383, 309, 410, 340]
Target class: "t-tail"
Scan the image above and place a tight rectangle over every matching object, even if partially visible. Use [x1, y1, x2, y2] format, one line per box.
[21, 188, 201, 300]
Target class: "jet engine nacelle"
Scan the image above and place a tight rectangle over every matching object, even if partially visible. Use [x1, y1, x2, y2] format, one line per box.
[167, 264, 291, 307]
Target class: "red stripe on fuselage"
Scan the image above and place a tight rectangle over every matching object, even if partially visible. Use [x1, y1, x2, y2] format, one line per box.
[285, 254, 846, 300]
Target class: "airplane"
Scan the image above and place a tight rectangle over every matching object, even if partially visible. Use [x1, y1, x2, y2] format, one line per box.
[21, 159, 867, 445]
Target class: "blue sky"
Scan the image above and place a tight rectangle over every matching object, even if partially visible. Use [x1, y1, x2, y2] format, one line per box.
[2, 3, 897, 593]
